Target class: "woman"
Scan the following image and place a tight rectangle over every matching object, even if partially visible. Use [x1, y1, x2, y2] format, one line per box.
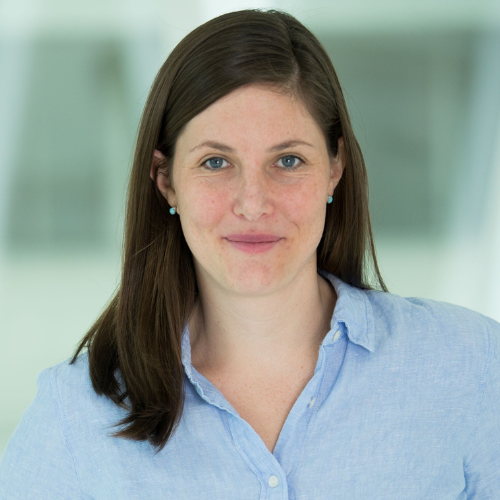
[1, 8, 499, 499]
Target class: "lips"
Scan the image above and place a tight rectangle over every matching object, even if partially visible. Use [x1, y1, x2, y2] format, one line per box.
[224, 235, 282, 254]
[224, 234, 282, 243]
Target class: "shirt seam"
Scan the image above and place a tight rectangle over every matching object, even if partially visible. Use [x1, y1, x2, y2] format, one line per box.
[49, 364, 85, 499]
[463, 320, 494, 471]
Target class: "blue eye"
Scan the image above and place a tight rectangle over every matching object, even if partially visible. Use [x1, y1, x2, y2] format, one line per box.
[203, 157, 229, 170]
[202, 155, 302, 171]
[277, 155, 302, 170]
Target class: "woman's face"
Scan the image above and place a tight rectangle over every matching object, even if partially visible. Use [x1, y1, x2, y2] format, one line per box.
[154, 84, 344, 296]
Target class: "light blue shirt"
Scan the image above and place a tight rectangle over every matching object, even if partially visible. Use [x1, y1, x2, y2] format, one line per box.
[1, 270, 499, 499]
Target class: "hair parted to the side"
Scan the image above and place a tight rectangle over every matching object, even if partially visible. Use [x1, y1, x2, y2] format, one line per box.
[72, 8, 387, 452]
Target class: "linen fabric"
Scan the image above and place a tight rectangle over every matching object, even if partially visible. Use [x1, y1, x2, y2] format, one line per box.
[1, 270, 499, 499]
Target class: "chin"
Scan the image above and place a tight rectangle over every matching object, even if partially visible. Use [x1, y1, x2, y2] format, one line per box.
[221, 262, 289, 295]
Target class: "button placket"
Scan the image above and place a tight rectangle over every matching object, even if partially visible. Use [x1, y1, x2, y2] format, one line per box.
[227, 412, 288, 498]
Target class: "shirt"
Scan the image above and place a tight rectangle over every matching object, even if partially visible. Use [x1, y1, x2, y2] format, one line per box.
[1, 269, 499, 500]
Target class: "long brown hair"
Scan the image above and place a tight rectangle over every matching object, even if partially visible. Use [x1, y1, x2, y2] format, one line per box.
[72, 8, 387, 451]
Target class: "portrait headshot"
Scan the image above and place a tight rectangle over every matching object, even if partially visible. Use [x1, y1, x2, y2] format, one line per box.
[0, 3, 499, 499]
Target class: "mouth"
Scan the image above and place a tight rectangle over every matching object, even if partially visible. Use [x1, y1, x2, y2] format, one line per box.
[224, 234, 282, 243]
[223, 235, 283, 254]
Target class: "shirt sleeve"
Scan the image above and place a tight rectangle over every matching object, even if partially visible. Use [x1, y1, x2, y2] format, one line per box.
[463, 319, 500, 499]
[0, 366, 82, 499]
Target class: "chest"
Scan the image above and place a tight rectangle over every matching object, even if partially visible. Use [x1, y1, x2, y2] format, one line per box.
[225, 390, 294, 453]
[205, 370, 314, 453]
[83, 366, 471, 500]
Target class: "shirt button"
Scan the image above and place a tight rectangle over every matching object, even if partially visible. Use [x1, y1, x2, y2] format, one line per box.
[333, 330, 341, 342]
[268, 475, 279, 488]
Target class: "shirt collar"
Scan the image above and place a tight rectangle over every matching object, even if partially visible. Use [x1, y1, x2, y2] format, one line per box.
[182, 269, 377, 377]
[318, 269, 376, 352]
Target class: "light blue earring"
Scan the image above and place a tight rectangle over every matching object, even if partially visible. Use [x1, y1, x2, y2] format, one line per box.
[327, 195, 333, 204]
[169, 207, 177, 215]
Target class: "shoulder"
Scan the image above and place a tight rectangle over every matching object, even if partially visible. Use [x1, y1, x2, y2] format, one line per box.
[45, 352, 126, 428]
[42, 351, 92, 395]
[35, 352, 95, 412]
[0, 354, 98, 497]
[19, 352, 127, 450]
[12, 352, 97, 424]
[365, 287, 499, 335]
[363, 288, 499, 371]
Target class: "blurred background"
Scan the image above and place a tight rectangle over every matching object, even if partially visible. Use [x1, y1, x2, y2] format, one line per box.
[1, 0, 499, 456]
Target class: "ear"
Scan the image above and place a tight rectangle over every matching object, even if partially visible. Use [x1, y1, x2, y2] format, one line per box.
[150, 149, 166, 182]
[328, 137, 345, 195]
[151, 149, 178, 208]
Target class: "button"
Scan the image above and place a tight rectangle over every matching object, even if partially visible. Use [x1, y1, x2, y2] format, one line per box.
[268, 475, 279, 488]
[333, 330, 341, 342]
[308, 397, 316, 408]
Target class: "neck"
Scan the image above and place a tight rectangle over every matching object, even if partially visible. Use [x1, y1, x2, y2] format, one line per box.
[189, 266, 337, 377]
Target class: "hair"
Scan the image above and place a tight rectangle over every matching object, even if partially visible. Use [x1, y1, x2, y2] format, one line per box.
[72, 8, 387, 452]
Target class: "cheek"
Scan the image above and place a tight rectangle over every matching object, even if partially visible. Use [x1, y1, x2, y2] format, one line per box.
[281, 179, 327, 230]
[180, 183, 230, 274]
[183, 182, 228, 230]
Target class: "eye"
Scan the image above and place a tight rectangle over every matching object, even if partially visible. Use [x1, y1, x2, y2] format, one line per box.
[202, 157, 230, 170]
[276, 155, 303, 170]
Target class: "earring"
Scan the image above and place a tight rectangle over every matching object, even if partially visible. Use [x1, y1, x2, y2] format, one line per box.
[327, 195, 333, 204]
[169, 207, 177, 215]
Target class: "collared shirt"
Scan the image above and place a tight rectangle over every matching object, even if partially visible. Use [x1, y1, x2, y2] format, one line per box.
[1, 270, 499, 499]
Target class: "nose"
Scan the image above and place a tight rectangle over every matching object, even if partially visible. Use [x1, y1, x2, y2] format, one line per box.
[233, 166, 274, 221]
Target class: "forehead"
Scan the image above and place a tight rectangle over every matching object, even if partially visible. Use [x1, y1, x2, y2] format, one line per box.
[175, 84, 326, 152]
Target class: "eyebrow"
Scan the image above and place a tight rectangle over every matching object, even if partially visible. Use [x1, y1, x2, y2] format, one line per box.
[189, 140, 315, 154]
